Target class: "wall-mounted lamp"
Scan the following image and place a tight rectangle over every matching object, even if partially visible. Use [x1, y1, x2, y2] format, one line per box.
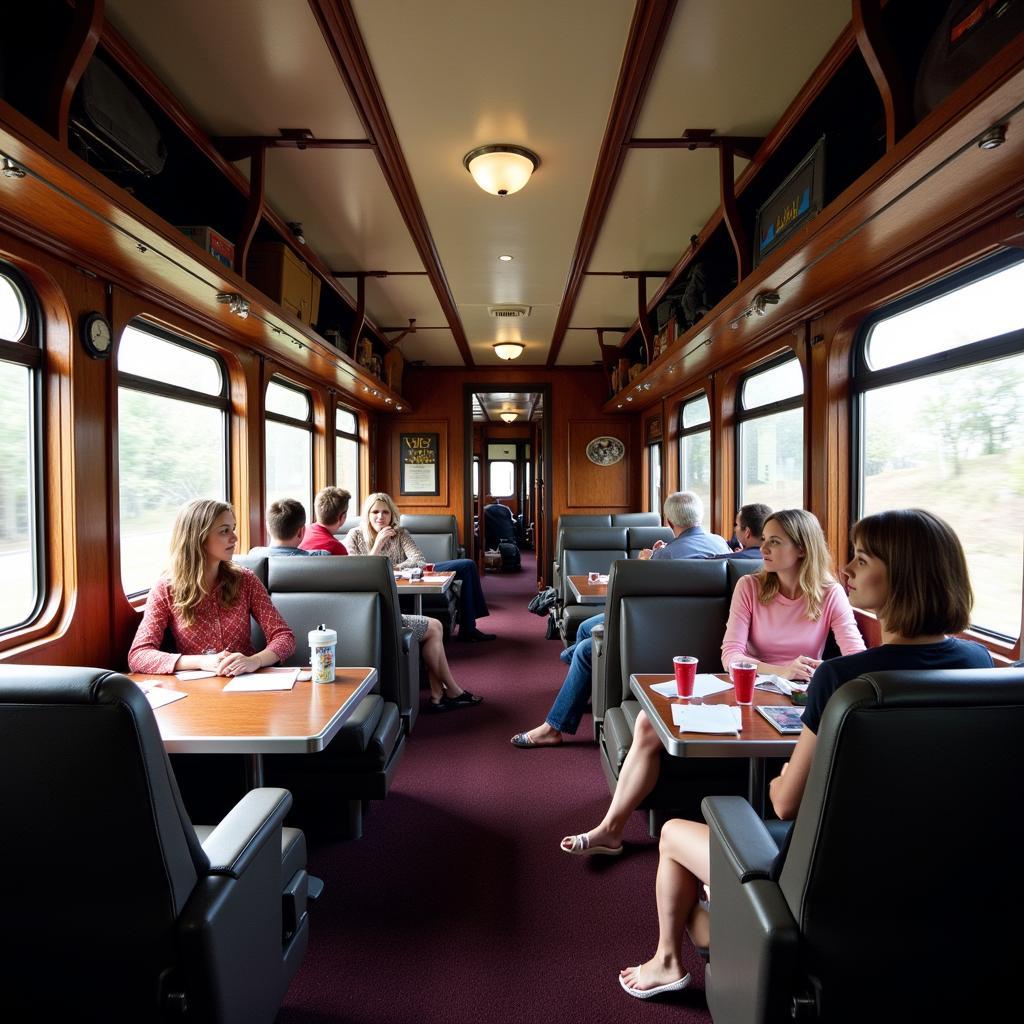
[729, 291, 780, 329]
[2, 154, 26, 179]
[463, 145, 539, 196]
[977, 125, 1007, 150]
[216, 292, 250, 319]
[499, 412, 517, 423]
[493, 342, 525, 360]
[287, 221, 306, 245]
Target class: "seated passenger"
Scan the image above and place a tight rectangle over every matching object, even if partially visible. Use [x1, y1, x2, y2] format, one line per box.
[347, 492, 483, 711]
[618, 508, 993, 999]
[247, 497, 329, 557]
[298, 486, 351, 555]
[705, 502, 772, 559]
[557, 509, 864, 854]
[510, 491, 735, 749]
[128, 499, 295, 676]
[483, 498, 517, 548]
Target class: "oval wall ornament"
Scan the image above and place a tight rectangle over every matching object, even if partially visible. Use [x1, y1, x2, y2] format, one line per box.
[586, 436, 625, 466]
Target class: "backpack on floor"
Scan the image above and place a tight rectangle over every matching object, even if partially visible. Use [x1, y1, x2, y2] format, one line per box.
[498, 540, 521, 570]
[527, 586, 558, 615]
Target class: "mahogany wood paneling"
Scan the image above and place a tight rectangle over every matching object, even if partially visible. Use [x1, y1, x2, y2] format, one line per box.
[568, 421, 630, 508]
[383, 417, 449, 510]
[546, 0, 678, 366]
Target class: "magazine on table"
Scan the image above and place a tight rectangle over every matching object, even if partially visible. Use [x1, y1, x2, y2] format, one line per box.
[756, 704, 805, 734]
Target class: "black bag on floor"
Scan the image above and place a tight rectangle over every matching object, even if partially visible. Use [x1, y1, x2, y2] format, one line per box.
[527, 586, 558, 615]
[545, 611, 560, 640]
[498, 540, 521, 570]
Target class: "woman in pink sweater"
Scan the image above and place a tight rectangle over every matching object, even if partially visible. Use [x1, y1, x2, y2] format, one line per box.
[560, 509, 864, 859]
[128, 499, 295, 676]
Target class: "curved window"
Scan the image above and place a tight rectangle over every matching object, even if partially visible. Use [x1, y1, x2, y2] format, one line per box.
[737, 354, 804, 511]
[0, 267, 42, 633]
[335, 405, 360, 512]
[266, 378, 313, 517]
[118, 323, 229, 597]
[678, 393, 711, 525]
[648, 443, 662, 516]
[855, 254, 1024, 641]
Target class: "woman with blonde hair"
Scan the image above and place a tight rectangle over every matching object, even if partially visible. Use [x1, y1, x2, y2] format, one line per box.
[128, 499, 295, 675]
[347, 492, 483, 711]
[560, 509, 865, 858]
[618, 509, 991, 999]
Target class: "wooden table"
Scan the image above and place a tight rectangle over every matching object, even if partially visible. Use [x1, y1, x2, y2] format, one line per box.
[567, 574, 608, 604]
[630, 673, 799, 816]
[131, 667, 377, 788]
[394, 570, 455, 615]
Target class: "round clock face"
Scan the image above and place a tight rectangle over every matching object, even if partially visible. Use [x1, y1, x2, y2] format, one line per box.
[586, 436, 625, 466]
[82, 313, 112, 358]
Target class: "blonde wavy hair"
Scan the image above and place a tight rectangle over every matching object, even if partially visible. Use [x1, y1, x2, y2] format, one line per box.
[359, 491, 402, 548]
[168, 499, 242, 627]
[756, 508, 835, 621]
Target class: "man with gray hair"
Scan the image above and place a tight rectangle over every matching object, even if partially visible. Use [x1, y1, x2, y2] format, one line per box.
[640, 490, 731, 560]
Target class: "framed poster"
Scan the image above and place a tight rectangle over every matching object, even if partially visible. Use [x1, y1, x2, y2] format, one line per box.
[753, 136, 825, 267]
[400, 432, 440, 496]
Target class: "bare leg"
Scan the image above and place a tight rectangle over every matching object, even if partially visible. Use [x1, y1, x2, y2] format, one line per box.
[419, 618, 466, 700]
[562, 711, 661, 851]
[620, 819, 710, 992]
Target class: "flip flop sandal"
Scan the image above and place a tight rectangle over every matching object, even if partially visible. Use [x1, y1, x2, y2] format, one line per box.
[619, 966, 691, 999]
[443, 690, 483, 708]
[560, 833, 624, 856]
[511, 732, 542, 748]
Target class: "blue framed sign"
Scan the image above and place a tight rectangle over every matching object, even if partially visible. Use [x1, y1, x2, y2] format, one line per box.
[753, 137, 825, 267]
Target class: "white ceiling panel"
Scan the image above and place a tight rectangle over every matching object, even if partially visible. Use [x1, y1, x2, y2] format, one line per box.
[396, 330, 463, 366]
[557, 330, 611, 368]
[360, 275, 446, 333]
[570, 274, 668, 330]
[106, 0, 366, 138]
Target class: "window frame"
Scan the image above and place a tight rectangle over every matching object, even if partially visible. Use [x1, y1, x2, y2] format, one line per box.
[647, 441, 662, 516]
[0, 262, 45, 636]
[735, 351, 805, 508]
[264, 375, 315, 515]
[851, 251, 1024, 649]
[116, 321, 231, 599]
[333, 400, 361, 500]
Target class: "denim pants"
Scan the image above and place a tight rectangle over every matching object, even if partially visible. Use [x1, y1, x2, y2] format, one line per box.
[546, 613, 604, 734]
[434, 558, 489, 633]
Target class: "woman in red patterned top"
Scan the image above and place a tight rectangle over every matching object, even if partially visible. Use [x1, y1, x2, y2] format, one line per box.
[128, 499, 295, 675]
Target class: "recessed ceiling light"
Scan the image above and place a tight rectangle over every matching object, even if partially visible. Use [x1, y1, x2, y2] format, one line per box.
[499, 254, 513, 262]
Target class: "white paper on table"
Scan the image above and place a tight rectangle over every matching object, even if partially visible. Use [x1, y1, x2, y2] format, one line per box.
[222, 668, 299, 692]
[755, 675, 809, 696]
[144, 688, 188, 709]
[671, 704, 742, 734]
[650, 674, 734, 699]
[421, 575, 449, 583]
[597, 574, 609, 584]
[175, 669, 217, 681]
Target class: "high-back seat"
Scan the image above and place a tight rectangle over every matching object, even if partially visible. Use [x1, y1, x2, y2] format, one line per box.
[611, 512, 662, 528]
[626, 526, 675, 558]
[259, 557, 409, 838]
[592, 556, 762, 826]
[399, 514, 462, 634]
[558, 526, 628, 644]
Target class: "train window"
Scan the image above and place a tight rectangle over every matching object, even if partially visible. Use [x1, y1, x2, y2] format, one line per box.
[335, 405, 360, 511]
[489, 461, 514, 497]
[117, 323, 228, 597]
[473, 457, 480, 499]
[856, 256, 1024, 641]
[265, 378, 313, 517]
[737, 354, 804, 510]
[648, 442, 662, 516]
[0, 268, 41, 633]
[678, 393, 711, 525]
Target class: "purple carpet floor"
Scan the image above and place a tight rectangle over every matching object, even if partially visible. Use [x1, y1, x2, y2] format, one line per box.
[278, 553, 712, 1024]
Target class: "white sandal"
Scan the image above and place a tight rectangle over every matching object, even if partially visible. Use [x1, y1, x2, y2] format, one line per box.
[560, 833, 623, 856]
[619, 965, 691, 999]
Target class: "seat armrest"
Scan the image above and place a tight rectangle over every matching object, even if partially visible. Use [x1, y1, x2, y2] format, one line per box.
[701, 795, 778, 882]
[201, 788, 292, 878]
[591, 623, 605, 651]
[401, 627, 414, 654]
[591, 624, 606, 740]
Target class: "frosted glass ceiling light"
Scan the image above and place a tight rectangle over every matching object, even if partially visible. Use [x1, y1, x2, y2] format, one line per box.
[463, 145, 539, 196]
[500, 412, 517, 423]
[493, 342, 525, 360]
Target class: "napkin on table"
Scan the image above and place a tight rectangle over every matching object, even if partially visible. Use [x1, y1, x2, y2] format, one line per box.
[671, 704, 742, 734]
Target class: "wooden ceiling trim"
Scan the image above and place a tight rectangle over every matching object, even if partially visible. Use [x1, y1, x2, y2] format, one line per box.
[853, 0, 911, 151]
[97, 21, 386, 340]
[47, 0, 105, 145]
[308, 0, 473, 367]
[545, 0, 678, 368]
[613, 23, 859, 353]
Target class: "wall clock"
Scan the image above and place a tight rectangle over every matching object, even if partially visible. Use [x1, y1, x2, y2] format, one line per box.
[81, 311, 112, 359]
[586, 436, 625, 466]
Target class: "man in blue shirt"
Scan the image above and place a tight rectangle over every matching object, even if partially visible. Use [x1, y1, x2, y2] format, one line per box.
[639, 491, 731, 560]
[246, 498, 328, 558]
[706, 503, 772, 560]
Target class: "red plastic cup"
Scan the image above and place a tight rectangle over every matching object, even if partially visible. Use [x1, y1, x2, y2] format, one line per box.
[730, 660, 757, 705]
[587, 571, 601, 584]
[672, 656, 698, 699]
[423, 563, 435, 573]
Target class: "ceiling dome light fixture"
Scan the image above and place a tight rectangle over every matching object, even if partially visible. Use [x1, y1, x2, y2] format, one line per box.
[493, 341, 525, 360]
[500, 412, 517, 423]
[463, 144, 539, 196]
[499, 254, 514, 261]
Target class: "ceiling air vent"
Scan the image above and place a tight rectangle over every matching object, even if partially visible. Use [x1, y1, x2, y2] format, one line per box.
[488, 304, 531, 319]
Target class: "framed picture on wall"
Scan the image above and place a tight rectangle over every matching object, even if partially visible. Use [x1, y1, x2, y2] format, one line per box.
[400, 432, 440, 496]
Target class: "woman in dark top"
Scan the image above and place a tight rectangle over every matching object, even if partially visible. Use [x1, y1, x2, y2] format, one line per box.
[619, 509, 992, 1000]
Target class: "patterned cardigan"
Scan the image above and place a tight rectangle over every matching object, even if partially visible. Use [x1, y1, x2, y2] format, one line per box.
[345, 526, 425, 569]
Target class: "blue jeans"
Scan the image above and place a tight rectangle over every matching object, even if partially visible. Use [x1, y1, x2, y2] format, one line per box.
[434, 558, 489, 633]
[547, 613, 604, 734]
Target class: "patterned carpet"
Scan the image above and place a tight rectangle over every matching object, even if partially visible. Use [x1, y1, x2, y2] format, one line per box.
[278, 553, 712, 1024]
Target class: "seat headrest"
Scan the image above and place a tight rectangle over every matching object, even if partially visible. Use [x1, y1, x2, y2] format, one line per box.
[560, 526, 628, 548]
[400, 514, 457, 533]
[557, 515, 612, 530]
[609, 556, 729, 596]
[612, 512, 662, 527]
[268, 554, 394, 593]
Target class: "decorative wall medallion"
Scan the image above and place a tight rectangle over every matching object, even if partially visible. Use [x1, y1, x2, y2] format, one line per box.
[586, 436, 625, 466]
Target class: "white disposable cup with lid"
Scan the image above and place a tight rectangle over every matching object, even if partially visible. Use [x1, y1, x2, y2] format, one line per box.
[308, 625, 337, 684]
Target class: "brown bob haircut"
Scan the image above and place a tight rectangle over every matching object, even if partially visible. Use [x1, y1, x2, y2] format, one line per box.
[267, 498, 306, 541]
[851, 509, 973, 637]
